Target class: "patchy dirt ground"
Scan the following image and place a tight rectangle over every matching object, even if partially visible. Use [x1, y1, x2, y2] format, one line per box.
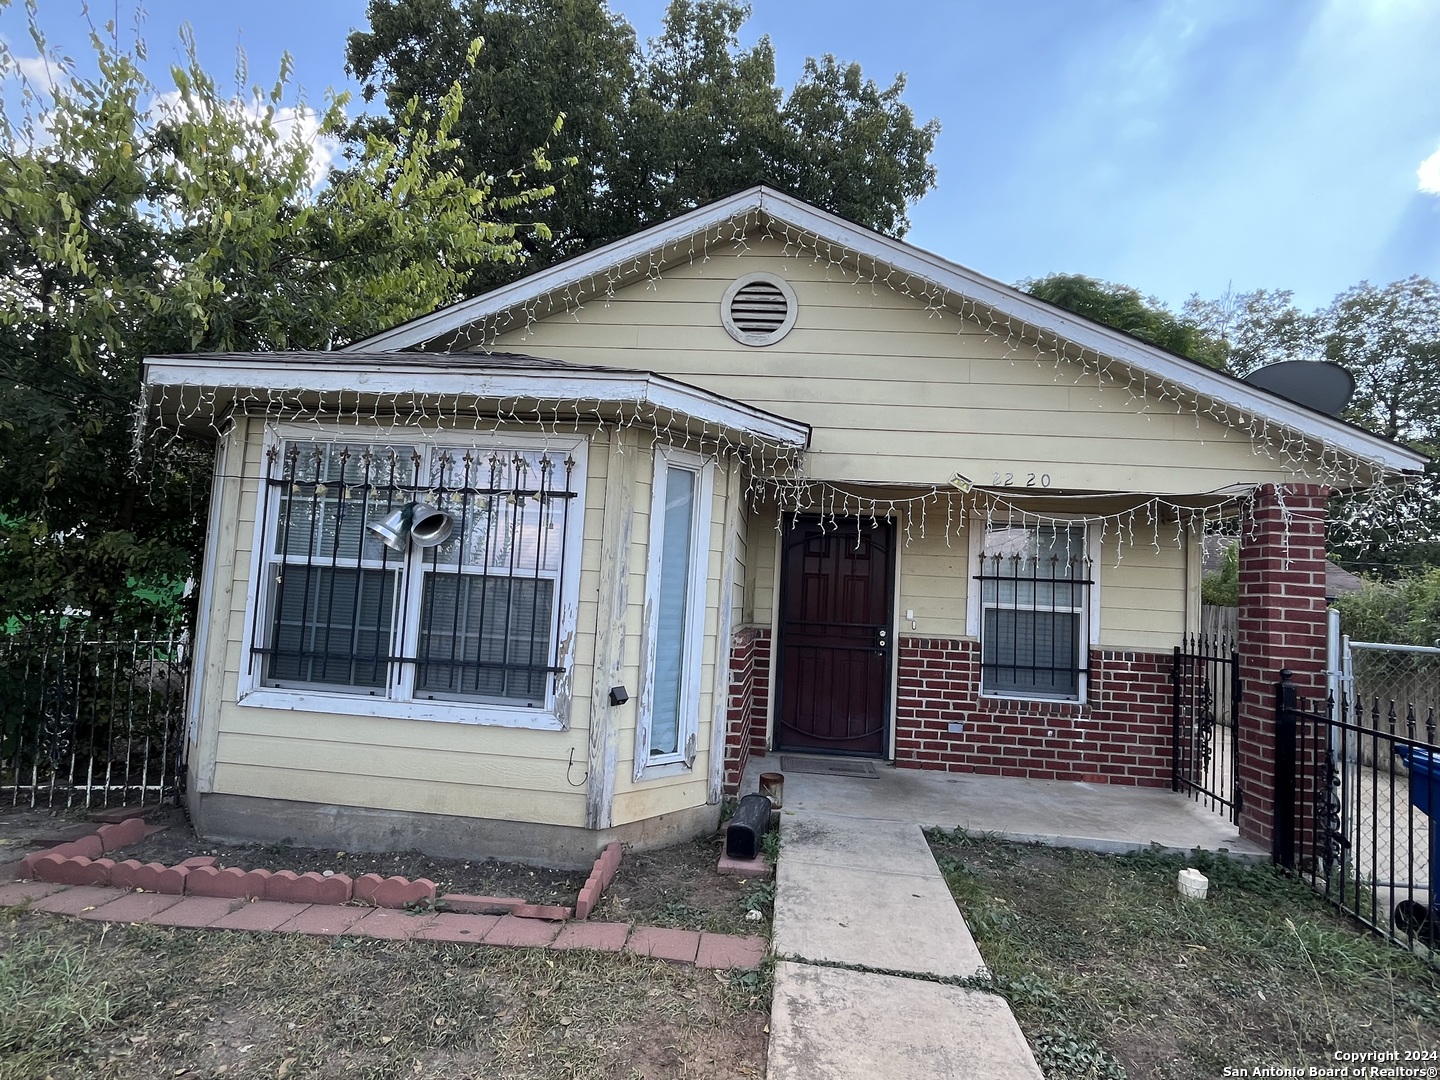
[0, 910, 771, 1080]
[590, 833, 772, 937]
[1, 804, 774, 935]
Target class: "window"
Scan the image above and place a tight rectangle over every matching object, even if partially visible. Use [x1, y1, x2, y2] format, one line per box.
[974, 524, 1092, 701]
[243, 430, 584, 728]
[635, 449, 714, 776]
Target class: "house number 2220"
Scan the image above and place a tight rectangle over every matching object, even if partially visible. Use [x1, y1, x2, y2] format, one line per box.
[992, 471, 1052, 488]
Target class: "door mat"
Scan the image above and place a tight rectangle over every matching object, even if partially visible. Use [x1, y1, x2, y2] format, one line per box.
[779, 757, 880, 778]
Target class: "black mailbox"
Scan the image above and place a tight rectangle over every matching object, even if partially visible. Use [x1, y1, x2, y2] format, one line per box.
[724, 793, 773, 860]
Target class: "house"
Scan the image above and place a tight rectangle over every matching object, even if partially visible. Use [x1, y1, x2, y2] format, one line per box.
[142, 187, 1425, 865]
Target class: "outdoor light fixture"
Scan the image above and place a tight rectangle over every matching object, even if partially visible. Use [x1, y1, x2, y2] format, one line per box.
[366, 502, 455, 551]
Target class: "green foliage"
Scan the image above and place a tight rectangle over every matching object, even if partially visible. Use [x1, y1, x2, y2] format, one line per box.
[760, 824, 780, 864]
[1182, 287, 1318, 376]
[0, 2, 555, 622]
[1326, 277, 1440, 445]
[346, 0, 939, 292]
[1334, 568, 1440, 647]
[1022, 273, 1228, 369]
[1183, 275, 1440, 575]
[1201, 541, 1239, 608]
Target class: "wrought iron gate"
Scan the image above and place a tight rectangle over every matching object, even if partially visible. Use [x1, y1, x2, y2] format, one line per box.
[0, 620, 189, 809]
[1274, 669, 1436, 967]
[1172, 633, 1240, 822]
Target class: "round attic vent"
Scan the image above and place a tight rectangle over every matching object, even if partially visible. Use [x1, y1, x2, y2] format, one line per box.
[721, 273, 798, 346]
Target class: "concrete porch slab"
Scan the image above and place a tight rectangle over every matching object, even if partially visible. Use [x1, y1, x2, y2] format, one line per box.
[745, 756, 1264, 858]
[766, 961, 1042, 1080]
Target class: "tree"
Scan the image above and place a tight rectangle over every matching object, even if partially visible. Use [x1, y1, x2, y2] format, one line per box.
[346, 0, 634, 285]
[1181, 288, 1317, 376]
[1319, 278, 1440, 578]
[1021, 273, 1228, 370]
[1323, 277, 1440, 446]
[0, 9, 556, 622]
[1334, 569, 1440, 648]
[1201, 542, 1239, 607]
[344, 0, 940, 289]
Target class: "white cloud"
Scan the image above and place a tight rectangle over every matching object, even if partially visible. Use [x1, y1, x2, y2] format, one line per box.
[1419, 144, 1440, 195]
[13, 54, 58, 92]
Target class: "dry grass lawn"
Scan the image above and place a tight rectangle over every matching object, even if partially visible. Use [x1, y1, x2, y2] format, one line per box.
[0, 909, 770, 1079]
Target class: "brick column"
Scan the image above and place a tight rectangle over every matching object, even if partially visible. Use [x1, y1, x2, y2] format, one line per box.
[1235, 483, 1329, 851]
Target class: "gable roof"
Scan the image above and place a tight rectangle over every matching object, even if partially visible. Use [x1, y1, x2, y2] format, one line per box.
[345, 185, 1425, 477]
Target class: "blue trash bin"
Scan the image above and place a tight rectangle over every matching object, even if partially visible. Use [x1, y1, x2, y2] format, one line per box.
[1393, 745, 1440, 941]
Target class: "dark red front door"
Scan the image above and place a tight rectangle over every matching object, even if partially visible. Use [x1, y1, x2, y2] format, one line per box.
[775, 518, 894, 756]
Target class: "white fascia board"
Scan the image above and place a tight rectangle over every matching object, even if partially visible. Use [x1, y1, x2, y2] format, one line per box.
[341, 183, 1422, 475]
[142, 354, 810, 449]
[343, 187, 773, 352]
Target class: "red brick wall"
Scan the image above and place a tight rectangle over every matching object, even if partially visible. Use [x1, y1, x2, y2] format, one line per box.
[1235, 483, 1329, 851]
[893, 638, 1172, 785]
[723, 627, 771, 794]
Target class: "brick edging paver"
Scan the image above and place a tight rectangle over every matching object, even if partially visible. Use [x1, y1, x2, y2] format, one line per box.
[15, 819, 626, 922]
[0, 880, 767, 971]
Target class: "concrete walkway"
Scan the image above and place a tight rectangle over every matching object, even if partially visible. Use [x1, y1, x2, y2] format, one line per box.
[753, 758, 1263, 1079]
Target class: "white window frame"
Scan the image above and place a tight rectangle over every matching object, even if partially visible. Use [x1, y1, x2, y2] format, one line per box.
[236, 423, 587, 731]
[634, 447, 715, 779]
[966, 518, 1100, 704]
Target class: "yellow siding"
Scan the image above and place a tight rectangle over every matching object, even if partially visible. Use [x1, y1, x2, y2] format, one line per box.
[494, 243, 1304, 493]
[609, 455, 734, 826]
[746, 515, 778, 627]
[1096, 537, 1189, 648]
[896, 523, 970, 639]
[743, 510, 1192, 657]
[204, 419, 618, 828]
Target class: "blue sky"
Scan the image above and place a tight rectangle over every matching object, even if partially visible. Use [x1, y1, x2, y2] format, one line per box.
[8, 0, 1440, 312]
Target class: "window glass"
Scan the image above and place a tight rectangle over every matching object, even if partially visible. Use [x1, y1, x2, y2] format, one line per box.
[651, 466, 697, 757]
[978, 524, 1089, 700]
[257, 439, 578, 716]
[265, 566, 396, 690]
[416, 575, 554, 704]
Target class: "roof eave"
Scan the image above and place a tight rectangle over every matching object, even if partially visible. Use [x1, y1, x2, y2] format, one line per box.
[340, 184, 1424, 476]
[141, 352, 811, 450]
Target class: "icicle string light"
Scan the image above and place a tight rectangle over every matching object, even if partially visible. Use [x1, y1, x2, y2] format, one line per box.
[136, 208, 1421, 570]
[415, 208, 1393, 494]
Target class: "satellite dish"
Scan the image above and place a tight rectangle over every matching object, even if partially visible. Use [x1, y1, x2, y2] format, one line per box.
[1242, 361, 1355, 417]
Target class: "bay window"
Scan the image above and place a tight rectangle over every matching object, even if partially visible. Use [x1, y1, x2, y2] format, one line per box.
[244, 430, 584, 728]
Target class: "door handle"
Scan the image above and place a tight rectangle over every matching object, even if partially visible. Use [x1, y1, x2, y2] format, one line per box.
[875, 628, 888, 650]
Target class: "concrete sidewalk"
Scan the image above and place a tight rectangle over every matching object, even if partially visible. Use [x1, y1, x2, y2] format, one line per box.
[768, 809, 1042, 1080]
[756, 758, 1261, 1079]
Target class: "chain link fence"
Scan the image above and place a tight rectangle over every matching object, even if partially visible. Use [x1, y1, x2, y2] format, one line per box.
[1343, 641, 1440, 766]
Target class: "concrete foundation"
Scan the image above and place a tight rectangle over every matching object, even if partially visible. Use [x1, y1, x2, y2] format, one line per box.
[191, 792, 722, 870]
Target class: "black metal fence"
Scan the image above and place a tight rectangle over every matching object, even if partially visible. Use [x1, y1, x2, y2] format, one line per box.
[1275, 670, 1437, 967]
[0, 620, 188, 809]
[1172, 633, 1240, 822]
